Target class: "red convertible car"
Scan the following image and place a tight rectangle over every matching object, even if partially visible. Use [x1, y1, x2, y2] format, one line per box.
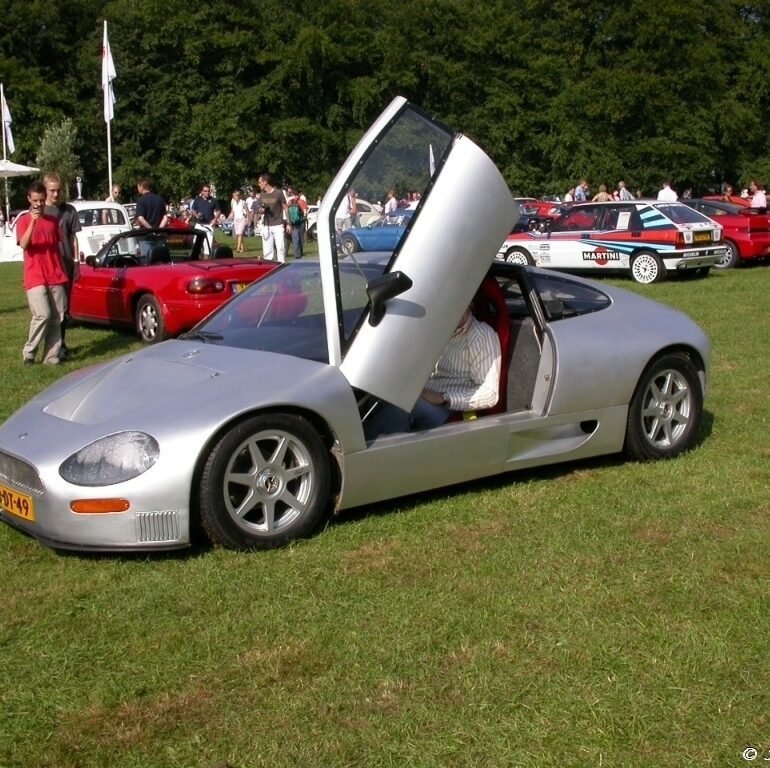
[682, 199, 770, 268]
[71, 227, 276, 343]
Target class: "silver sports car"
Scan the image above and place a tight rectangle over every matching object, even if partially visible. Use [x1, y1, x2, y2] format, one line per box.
[0, 98, 710, 552]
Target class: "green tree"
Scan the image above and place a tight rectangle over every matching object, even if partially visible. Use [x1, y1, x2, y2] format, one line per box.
[35, 118, 83, 200]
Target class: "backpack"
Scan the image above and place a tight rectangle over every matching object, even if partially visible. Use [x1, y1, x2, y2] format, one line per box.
[288, 203, 304, 226]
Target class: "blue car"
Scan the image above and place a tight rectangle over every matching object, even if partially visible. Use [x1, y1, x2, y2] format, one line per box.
[338, 210, 414, 255]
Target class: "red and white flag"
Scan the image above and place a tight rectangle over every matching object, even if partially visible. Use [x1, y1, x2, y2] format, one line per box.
[101, 20, 117, 123]
[1, 85, 14, 154]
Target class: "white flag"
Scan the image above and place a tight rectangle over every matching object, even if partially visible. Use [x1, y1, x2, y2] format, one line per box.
[101, 20, 116, 123]
[1, 86, 14, 154]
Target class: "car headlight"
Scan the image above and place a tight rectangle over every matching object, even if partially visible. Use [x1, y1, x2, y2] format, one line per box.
[59, 432, 160, 486]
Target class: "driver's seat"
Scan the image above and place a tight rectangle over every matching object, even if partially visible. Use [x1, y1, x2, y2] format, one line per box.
[148, 243, 171, 264]
[471, 276, 511, 415]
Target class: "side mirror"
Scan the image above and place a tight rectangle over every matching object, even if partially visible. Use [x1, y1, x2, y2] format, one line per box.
[366, 271, 413, 327]
[85, 255, 97, 267]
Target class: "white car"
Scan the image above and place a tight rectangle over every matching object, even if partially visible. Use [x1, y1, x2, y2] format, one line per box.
[0, 200, 132, 263]
[497, 200, 725, 284]
[308, 199, 382, 240]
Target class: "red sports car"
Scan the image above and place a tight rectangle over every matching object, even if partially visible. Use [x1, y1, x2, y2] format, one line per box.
[682, 199, 770, 268]
[71, 227, 276, 343]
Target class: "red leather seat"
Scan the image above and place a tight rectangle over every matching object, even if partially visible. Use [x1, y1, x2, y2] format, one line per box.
[471, 275, 510, 415]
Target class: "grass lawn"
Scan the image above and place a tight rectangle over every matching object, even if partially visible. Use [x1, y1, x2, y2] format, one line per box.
[0, 259, 768, 767]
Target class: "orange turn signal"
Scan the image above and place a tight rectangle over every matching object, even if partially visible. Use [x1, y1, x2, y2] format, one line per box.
[70, 499, 131, 514]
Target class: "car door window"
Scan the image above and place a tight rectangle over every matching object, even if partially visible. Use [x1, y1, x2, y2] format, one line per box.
[555, 206, 600, 232]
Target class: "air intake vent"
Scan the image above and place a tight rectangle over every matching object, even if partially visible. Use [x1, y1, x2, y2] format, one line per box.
[0, 451, 44, 495]
[136, 510, 180, 543]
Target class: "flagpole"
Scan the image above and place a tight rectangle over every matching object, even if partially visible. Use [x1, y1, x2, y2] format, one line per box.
[103, 20, 114, 194]
[1, 83, 9, 221]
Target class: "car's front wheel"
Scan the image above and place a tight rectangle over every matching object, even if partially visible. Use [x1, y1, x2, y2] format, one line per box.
[135, 295, 167, 343]
[504, 246, 534, 266]
[340, 234, 359, 256]
[199, 413, 331, 550]
[624, 352, 703, 461]
[630, 251, 666, 284]
[715, 240, 740, 269]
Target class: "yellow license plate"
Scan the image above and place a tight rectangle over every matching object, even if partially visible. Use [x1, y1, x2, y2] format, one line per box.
[0, 481, 35, 523]
[693, 231, 712, 243]
[232, 282, 249, 295]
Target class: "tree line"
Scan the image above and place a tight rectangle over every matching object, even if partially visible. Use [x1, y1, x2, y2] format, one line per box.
[2, 0, 769, 208]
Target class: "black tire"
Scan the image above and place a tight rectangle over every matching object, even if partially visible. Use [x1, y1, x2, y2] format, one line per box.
[135, 295, 167, 343]
[630, 251, 666, 284]
[714, 240, 740, 269]
[624, 352, 703, 461]
[504, 246, 534, 266]
[340, 234, 359, 256]
[307, 223, 317, 241]
[199, 413, 331, 550]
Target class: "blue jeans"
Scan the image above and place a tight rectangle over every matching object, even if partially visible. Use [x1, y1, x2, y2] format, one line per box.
[364, 397, 453, 440]
[291, 224, 304, 259]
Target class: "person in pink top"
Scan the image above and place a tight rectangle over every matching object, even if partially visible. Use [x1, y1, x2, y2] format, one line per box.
[15, 181, 69, 365]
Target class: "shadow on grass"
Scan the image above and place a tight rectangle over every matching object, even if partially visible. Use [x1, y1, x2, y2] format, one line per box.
[68, 323, 143, 359]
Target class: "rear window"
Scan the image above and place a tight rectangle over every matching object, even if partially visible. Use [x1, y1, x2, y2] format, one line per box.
[654, 203, 714, 226]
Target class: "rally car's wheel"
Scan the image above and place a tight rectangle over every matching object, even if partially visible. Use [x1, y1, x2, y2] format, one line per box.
[630, 251, 666, 284]
[624, 352, 703, 461]
[199, 413, 331, 550]
[135, 295, 167, 343]
[504, 246, 534, 266]
[340, 234, 359, 256]
[715, 240, 740, 269]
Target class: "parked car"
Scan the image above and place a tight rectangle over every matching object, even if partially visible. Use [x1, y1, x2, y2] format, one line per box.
[681, 198, 770, 268]
[0, 200, 132, 264]
[70, 227, 276, 343]
[0, 97, 710, 553]
[497, 200, 725, 283]
[338, 210, 414, 255]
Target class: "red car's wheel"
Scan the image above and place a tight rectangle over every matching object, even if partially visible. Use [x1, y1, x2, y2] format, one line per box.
[135, 295, 167, 344]
[714, 240, 740, 269]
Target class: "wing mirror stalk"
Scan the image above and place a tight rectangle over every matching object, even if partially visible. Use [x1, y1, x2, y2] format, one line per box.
[366, 271, 413, 327]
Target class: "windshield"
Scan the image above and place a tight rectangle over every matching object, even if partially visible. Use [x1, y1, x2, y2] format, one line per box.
[192, 258, 388, 360]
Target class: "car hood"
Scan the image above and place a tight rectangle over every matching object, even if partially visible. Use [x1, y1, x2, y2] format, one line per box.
[27, 341, 351, 429]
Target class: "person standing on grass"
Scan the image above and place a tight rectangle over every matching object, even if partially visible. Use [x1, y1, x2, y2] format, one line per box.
[16, 181, 68, 366]
[228, 189, 248, 253]
[257, 173, 290, 263]
[43, 172, 80, 360]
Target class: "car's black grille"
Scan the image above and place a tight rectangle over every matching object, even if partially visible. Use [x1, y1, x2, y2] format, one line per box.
[0, 451, 44, 495]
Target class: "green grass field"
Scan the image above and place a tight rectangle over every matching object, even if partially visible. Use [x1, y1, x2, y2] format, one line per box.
[0, 258, 768, 768]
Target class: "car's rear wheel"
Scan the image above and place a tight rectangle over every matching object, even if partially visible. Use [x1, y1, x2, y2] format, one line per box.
[199, 413, 331, 550]
[715, 240, 740, 269]
[135, 295, 167, 343]
[630, 251, 666, 284]
[504, 246, 534, 266]
[340, 234, 359, 256]
[624, 352, 703, 461]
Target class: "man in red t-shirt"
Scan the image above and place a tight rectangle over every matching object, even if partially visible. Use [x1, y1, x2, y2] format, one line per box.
[16, 181, 69, 365]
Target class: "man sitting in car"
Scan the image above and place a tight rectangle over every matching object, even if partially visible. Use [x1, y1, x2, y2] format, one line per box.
[363, 306, 501, 438]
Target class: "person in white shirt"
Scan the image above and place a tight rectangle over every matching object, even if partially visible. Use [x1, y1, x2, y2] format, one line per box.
[657, 181, 678, 202]
[363, 306, 501, 438]
[749, 180, 767, 209]
[383, 188, 398, 214]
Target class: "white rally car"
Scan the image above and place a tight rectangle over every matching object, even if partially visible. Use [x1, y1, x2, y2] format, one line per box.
[497, 200, 726, 284]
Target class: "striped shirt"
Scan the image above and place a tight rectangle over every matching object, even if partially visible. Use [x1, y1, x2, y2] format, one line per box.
[425, 314, 501, 412]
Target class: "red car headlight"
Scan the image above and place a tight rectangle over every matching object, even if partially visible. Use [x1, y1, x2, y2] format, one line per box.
[187, 277, 226, 294]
